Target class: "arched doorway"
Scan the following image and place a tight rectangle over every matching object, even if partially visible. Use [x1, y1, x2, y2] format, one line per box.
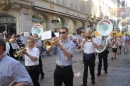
[68, 19, 75, 34]
[32, 13, 47, 31]
[0, 15, 16, 35]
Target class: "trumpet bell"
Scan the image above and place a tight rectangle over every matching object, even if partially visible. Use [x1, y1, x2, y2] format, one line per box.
[13, 52, 18, 57]
[13, 48, 26, 57]
[44, 40, 54, 49]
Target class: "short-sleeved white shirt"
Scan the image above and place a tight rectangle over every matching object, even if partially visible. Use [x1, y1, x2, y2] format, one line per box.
[5, 43, 10, 55]
[24, 47, 40, 66]
[82, 38, 98, 54]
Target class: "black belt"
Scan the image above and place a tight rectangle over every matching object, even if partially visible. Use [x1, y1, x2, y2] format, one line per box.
[84, 53, 95, 55]
[56, 64, 71, 69]
[26, 65, 39, 68]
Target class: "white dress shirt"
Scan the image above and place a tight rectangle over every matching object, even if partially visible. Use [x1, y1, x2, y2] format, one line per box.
[0, 54, 33, 86]
[52, 38, 76, 66]
[24, 47, 40, 66]
[20, 36, 25, 44]
[82, 38, 98, 54]
[5, 43, 10, 55]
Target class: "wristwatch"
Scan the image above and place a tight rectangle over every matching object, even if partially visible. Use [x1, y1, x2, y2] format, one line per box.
[60, 46, 64, 50]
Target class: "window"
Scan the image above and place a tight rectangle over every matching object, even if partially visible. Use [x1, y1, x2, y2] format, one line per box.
[32, 13, 47, 31]
[80, 1, 85, 13]
[68, 20, 75, 34]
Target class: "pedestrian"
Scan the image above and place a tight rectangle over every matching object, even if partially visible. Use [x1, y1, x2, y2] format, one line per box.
[117, 35, 123, 54]
[122, 34, 129, 53]
[111, 35, 119, 60]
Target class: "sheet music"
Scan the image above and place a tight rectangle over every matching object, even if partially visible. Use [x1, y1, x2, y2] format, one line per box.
[41, 30, 52, 40]
[24, 32, 29, 37]
[54, 32, 59, 37]
[10, 43, 19, 49]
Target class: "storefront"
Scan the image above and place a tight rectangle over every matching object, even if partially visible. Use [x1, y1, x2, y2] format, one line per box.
[0, 15, 16, 35]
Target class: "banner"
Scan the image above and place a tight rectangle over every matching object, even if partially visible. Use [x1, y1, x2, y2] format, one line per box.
[110, 8, 130, 17]
[122, 18, 130, 24]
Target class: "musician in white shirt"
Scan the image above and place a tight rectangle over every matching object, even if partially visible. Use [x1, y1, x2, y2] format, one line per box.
[81, 29, 97, 86]
[33, 33, 44, 79]
[23, 38, 40, 86]
[20, 32, 25, 47]
[97, 36, 110, 76]
[0, 34, 10, 55]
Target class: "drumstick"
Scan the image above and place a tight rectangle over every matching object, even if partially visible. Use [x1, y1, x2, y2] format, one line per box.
[9, 80, 16, 86]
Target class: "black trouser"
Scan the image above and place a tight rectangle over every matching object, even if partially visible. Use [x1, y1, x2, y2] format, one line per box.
[98, 50, 108, 74]
[54, 65, 74, 86]
[83, 53, 95, 84]
[39, 55, 44, 76]
[26, 65, 40, 86]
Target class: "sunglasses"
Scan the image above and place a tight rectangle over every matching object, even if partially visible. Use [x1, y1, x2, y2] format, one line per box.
[59, 32, 66, 34]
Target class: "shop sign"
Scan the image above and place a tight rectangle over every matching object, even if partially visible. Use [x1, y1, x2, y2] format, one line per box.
[0, 17, 16, 23]
[52, 20, 59, 23]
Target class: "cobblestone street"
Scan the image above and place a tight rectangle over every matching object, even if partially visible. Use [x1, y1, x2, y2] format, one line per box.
[39, 49, 130, 86]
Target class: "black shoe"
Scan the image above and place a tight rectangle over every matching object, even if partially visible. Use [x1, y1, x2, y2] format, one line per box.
[114, 57, 116, 59]
[111, 57, 113, 60]
[120, 52, 121, 54]
[97, 73, 101, 76]
[92, 80, 95, 84]
[118, 53, 119, 55]
[41, 74, 44, 79]
[81, 84, 87, 86]
[105, 70, 107, 74]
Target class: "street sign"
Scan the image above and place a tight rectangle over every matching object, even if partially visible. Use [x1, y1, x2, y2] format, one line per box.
[52, 20, 59, 23]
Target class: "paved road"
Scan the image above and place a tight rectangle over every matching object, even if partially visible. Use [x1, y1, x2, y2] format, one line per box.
[39, 48, 130, 86]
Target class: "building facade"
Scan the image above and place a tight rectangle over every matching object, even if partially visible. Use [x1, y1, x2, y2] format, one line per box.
[0, 0, 117, 35]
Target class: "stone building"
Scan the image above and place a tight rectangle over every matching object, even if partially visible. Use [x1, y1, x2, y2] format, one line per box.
[0, 0, 117, 35]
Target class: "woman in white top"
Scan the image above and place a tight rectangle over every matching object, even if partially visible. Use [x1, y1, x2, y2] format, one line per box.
[111, 36, 119, 60]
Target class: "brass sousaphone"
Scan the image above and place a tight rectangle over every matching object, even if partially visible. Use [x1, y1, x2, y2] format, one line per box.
[95, 19, 113, 53]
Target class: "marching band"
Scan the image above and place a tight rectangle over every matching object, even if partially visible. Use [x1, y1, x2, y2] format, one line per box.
[1, 19, 130, 86]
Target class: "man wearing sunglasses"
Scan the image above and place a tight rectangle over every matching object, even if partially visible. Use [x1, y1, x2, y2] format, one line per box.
[49, 27, 76, 86]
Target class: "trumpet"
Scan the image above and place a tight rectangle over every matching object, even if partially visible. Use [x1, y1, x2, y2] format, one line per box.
[86, 36, 91, 42]
[13, 48, 26, 57]
[44, 37, 61, 48]
[34, 37, 41, 41]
